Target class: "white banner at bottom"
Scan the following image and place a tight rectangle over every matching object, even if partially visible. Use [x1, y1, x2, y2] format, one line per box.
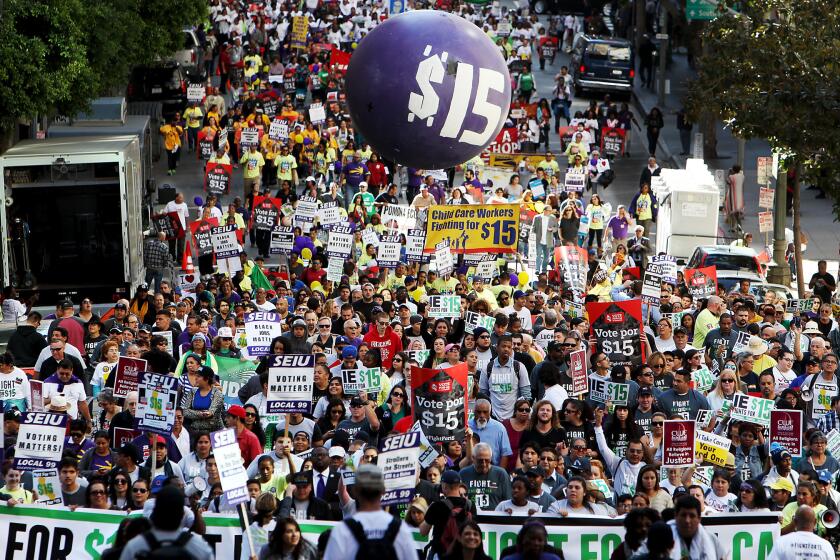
[0, 505, 779, 560]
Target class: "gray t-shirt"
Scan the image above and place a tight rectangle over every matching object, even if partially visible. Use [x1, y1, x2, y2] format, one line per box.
[460, 465, 512, 511]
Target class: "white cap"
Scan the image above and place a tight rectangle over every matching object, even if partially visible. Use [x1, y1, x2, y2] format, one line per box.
[217, 327, 234, 338]
[329, 446, 347, 458]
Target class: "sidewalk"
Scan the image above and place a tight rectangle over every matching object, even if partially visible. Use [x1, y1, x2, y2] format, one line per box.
[632, 52, 840, 273]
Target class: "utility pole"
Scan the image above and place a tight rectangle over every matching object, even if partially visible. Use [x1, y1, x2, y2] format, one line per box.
[766, 157, 790, 286]
[657, 10, 668, 107]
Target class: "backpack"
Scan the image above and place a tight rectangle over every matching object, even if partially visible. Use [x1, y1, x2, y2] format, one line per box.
[138, 531, 197, 560]
[436, 498, 473, 555]
[344, 516, 402, 560]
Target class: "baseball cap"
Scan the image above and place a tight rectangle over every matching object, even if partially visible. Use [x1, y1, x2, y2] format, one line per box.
[638, 387, 654, 397]
[227, 405, 247, 419]
[472, 327, 489, 338]
[292, 318, 306, 328]
[328, 446, 346, 458]
[60, 299, 74, 309]
[341, 345, 358, 359]
[109, 326, 123, 334]
[151, 475, 167, 495]
[513, 290, 526, 300]
[353, 431, 370, 443]
[292, 472, 311, 485]
[355, 464, 386, 492]
[404, 275, 416, 284]
[771, 447, 792, 465]
[114, 302, 128, 310]
[818, 470, 833, 484]
[4, 409, 22, 422]
[335, 335, 351, 346]
[525, 466, 546, 477]
[674, 326, 688, 335]
[217, 326, 233, 338]
[410, 314, 423, 325]
[441, 470, 462, 485]
[349, 396, 366, 407]
[769, 478, 795, 493]
[117, 443, 141, 464]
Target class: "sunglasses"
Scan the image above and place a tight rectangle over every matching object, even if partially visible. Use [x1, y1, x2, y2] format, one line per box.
[392, 392, 405, 398]
[114, 479, 128, 485]
[652, 421, 664, 426]
[517, 407, 531, 413]
[393, 358, 403, 362]
[639, 371, 653, 377]
[720, 379, 735, 383]
[245, 412, 257, 417]
[319, 324, 331, 328]
[90, 490, 107, 496]
[132, 488, 148, 494]
[572, 445, 587, 451]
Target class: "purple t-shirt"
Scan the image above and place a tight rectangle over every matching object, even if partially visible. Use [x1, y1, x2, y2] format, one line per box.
[607, 215, 631, 240]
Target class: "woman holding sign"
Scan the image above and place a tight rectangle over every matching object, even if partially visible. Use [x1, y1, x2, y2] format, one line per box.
[183, 366, 225, 438]
[706, 366, 746, 412]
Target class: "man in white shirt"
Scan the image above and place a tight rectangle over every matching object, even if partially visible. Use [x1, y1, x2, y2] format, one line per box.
[769, 505, 834, 560]
[500, 290, 533, 332]
[163, 192, 189, 261]
[43, 363, 90, 423]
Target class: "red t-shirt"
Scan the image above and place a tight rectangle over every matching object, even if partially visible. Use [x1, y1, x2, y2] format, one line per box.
[237, 427, 263, 466]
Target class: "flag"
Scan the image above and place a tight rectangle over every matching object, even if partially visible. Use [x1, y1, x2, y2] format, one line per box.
[249, 262, 273, 292]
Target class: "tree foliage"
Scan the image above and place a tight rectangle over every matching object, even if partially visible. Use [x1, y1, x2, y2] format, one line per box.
[686, 0, 840, 216]
[0, 0, 206, 129]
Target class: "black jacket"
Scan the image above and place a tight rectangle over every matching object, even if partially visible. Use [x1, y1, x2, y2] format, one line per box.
[276, 495, 332, 520]
[7, 325, 47, 367]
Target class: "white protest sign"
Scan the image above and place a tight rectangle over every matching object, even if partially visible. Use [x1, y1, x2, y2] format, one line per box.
[406, 229, 428, 262]
[758, 211, 773, 233]
[296, 196, 318, 223]
[211, 224, 240, 258]
[240, 128, 260, 146]
[381, 205, 422, 234]
[309, 103, 326, 124]
[13, 413, 69, 470]
[412, 420, 441, 468]
[379, 432, 421, 506]
[269, 225, 294, 255]
[268, 119, 289, 141]
[465, 311, 496, 334]
[326, 259, 344, 282]
[362, 227, 379, 248]
[730, 393, 775, 427]
[759, 187, 774, 209]
[564, 170, 586, 192]
[320, 204, 343, 228]
[692, 367, 716, 393]
[136, 372, 180, 436]
[588, 376, 629, 406]
[474, 260, 498, 281]
[327, 225, 354, 259]
[266, 354, 315, 415]
[210, 428, 249, 505]
[244, 312, 284, 357]
[435, 239, 454, 277]
[428, 295, 461, 318]
[33, 469, 63, 506]
[378, 234, 402, 268]
[341, 367, 383, 396]
[187, 84, 205, 102]
[651, 254, 677, 285]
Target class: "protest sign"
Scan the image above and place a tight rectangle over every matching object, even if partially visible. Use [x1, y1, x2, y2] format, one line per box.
[211, 428, 250, 506]
[465, 311, 496, 334]
[827, 429, 840, 459]
[434, 239, 454, 277]
[378, 234, 402, 268]
[641, 263, 662, 306]
[136, 372, 179, 436]
[240, 128, 260, 146]
[600, 127, 626, 157]
[29, 380, 44, 411]
[564, 170, 586, 193]
[152, 212, 185, 240]
[770, 409, 803, 457]
[269, 225, 294, 255]
[405, 229, 428, 262]
[555, 245, 588, 300]
[406, 349, 431, 368]
[730, 393, 774, 426]
[33, 469, 63, 506]
[262, 99, 278, 118]
[244, 312, 284, 357]
[204, 162, 232, 196]
[268, 119, 289, 141]
[732, 330, 752, 355]
[197, 130, 215, 160]
[190, 217, 219, 257]
[588, 376, 629, 406]
[216, 357, 257, 409]
[0, 504, 781, 560]
[428, 295, 461, 318]
[411, 363, 468, 444]
[411, 421, 441, 468]
[381, 204, 422, 235]
[692, 367, 716, 393]
[211, 224, 239, 258]
[786, 298, 814, 313]
[695, 430, 731, 466]
[651, 255, 677, 285]
[424, 204, 519, 254]
[266, 354, 315, 415]
[341, 367, 383, 396]
[379, 431, 421, 506]
[663, 420, 696, 467]
[327, 225, 354, 259]
[187, 84, 205, 102]
[684, 266, 718, 300]
[320, 203, 343, 229]
[587, 300, 644, 368]
[13, 412, 68, 470]
[113, 427, 140, 450]
[309, 103, 326, 124]
[251, 196, 282, 231]
[295, 196, 318, 223]
[569, 349, 588, 395]
[361, 227, 379, 248]
[696, 409, 714, 429]
[474, 260, 498, 281]
[112, 356, 147, 398]
[326, 259, 343, 282]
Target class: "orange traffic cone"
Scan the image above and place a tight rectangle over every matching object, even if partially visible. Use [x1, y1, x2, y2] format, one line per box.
[182, 243, 195, 273]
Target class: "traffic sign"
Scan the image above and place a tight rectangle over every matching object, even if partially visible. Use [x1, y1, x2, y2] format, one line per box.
[686, 0, 717, 21]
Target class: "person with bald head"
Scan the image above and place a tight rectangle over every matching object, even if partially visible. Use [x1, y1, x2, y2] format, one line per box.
[770, 505, 834, 559]
[694, 296, 724, 349]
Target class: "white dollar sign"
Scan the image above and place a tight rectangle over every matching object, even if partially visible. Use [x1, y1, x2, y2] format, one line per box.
[408, 46, 446, 126]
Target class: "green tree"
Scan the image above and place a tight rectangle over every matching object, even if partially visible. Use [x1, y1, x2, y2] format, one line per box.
[0, 0, 206, 131]
[687, 0, 840, 292]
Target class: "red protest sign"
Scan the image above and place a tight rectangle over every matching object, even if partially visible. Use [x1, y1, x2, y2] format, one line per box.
[113, 356, 147, 398]
[113, 427, 140, 450]
[250, 195, 283, 231]
[152, 212, 185, 240]
[190, 217, 219, 258]
[204, 162, 232, 196]
[600, 127, 626, 157]
[569, 349, 588, 395]
[410, 363, 469, 445]
[330, 49, 351, 73]
[684, 266, 718, 300]
[770, 409, 803, 457]
[663, 420, 696, 467]
[586, 300, 645, 369]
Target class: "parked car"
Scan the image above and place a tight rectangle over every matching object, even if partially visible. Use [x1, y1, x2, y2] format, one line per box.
[686, 245, 766, 280]
[571, 35, 634, 96]
[127, 63, 188, 120]
[170, 28, 203, 76]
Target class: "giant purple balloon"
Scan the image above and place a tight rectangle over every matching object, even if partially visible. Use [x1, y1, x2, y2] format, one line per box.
[345, 11, 511, 169]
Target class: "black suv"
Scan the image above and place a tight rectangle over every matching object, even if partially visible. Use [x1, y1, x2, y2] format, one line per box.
[127, 63, 188, 120]
[571, 35, 634, 96]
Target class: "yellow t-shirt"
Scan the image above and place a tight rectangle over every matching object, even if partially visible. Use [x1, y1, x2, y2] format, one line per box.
[259, 474, 288, 497]
[636, 193, 653, 221]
